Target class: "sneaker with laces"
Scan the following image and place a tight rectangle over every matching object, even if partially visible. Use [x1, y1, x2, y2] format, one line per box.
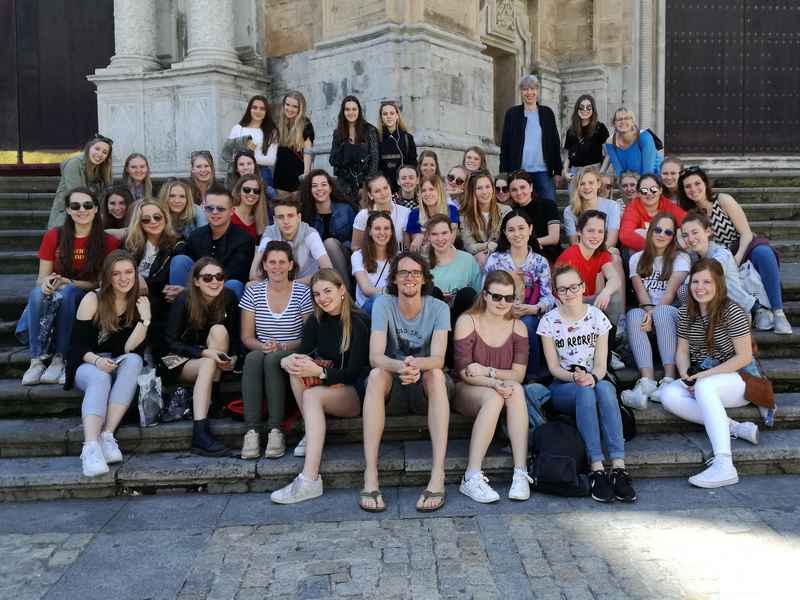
[730, 421, 759, 445]
[293, 436, 306, 457]
[241, 429, 260, 460]
[40, 354, 65, 385]
[610, 351, 626, 371]
[610, 468, 637, 502]
[459, 472, 500, 503]
[508, 470, 534, 501]
[621, 378, 657, 410]
[265, 428, 286, 458]
[270, 473, 323, 504]
[81, 441, 109, 477]
[688, 455, 738, 488]
[773, 312, 792, 335]
[650, 377, 675, 403]
[22, 358, 46, 386]
[589, 470, 614, 503]
[100, 431, 123, 463]
[754, 308, 774, 331]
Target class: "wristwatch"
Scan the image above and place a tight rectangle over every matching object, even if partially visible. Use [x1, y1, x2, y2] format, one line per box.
[319, 368, 327, 380]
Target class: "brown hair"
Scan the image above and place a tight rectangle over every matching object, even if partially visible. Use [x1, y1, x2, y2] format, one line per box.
[462, 146, 487, 171]
[636, 212, 681, 282]
[686, 258, 729, 351]
[417, 150, 441, 177]
[122, 153, 153, 199]
[82, 136, 113, 188]
[309, 268, 355, 353]
[259, 240, 297, 280]
[125, 199, 178, 261]
[186, 257, 227, 331]
[232, 175, 269, 235]
[385, 250, 434, 297]
[58, 187, 107, 282]
[425, 213, 456, 268]
[94, 250, 139, 334]
[362, 211, 398, 274]
[461, 170, 502, 244]
[467, 269, 516, 319]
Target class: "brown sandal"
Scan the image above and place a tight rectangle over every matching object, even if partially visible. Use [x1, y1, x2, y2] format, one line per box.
[359, 489, 386, 513]
[416, 489, 446, 513]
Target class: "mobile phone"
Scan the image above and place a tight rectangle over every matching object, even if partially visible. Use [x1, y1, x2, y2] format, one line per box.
[681, 377, 694, 386]
[112, 356, 126, 365]
[217, 352, 231, 362]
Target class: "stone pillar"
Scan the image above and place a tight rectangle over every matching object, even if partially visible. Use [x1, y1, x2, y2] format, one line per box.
[638, 0, 653, 128]
[106, 0, 161, 72]
[179, 0, 241, 68]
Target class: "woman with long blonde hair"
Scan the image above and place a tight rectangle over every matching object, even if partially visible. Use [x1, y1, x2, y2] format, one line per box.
[231, 174, 269, 239]
[563, 166, 621, 246]
[602, 107, 661, 176]
[122, 153, 153, 202]
[275, 90, 315, 193]
[404, 174, 459, 252]
[157, 179, 207, 239]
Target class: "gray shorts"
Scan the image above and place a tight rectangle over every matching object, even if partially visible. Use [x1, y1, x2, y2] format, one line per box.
[386, 372, 455, 416]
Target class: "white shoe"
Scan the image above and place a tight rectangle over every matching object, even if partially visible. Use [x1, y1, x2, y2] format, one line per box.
[610, 351, 626, 371]
[754, 308, 774, 331]
[509, 469, 533, 501]
[293, 436, 306, 457]
[773, 312, 792, 335]
[270, 473, 323, 504]
[99, 431, 123, 463]
[621, 378, 657, 410]
[688, 455, 738, 488]
[80, 441, 109, 477]
[241, 429, 260, 460]
[39, 355, 65, 385]
[459, 472, 500, 503]
[650, 377, 675, 403]
[22, 358, 46, 386]
[731, 421, 759, 445]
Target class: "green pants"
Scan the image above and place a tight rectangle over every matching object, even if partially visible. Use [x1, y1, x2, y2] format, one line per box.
[242, 349, 293, 430]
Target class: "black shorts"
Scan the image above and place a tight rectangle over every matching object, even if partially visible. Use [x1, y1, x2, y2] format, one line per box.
[386, 372, 454, 416]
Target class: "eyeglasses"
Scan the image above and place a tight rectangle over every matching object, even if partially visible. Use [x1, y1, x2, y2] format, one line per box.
[197, 272, 225, 283]
[578, 104, 593, 111]
[653, 226, 674, 237]
[397, 269, 423, 279]
[140, 214, 164, 225]
[204, 204, 227, 213]
[69, 201, 96, 211]
[680, 165, 703, 177]
[495, 185, 509, 193]
[556, 282, 584, 296]
[446, 174, 465, 186]
[241, 186, 261, 195]
[92, 133, 113, 145]
[639, 186, 661, 195]
[485, 291, 515, 303]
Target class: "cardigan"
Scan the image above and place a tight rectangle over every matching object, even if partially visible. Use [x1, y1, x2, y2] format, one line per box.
[499, 104, 563, 176]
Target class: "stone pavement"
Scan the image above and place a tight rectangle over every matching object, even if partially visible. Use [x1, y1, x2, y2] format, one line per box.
[0, 476, 799, 600]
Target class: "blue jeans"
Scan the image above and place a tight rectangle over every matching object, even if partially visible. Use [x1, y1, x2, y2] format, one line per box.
[19, 284, 86, 358]
[224, 280, 244, 301]
[258, 166, 277, 200]
[169, 254, 194, 286]
[750, 244, 782, 310]
[527, 171, 556, 202]
[520, 314, 544, 379]
[549, 379, 625, 464]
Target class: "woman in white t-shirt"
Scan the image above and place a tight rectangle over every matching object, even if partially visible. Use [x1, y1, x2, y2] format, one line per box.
[351, 211, 397, 314]
[563, 166, 622, 247]
[537, 263, 636, 504]
[226, 95, 279, 189]
[621, 213, 690, 408]
[351, 174, 409, 252]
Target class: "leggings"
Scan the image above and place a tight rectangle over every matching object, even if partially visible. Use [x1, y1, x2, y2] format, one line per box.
[75, 353, 144, 419]
[626, 305, 679, 371]
[660, 374, 747, 457]
[242, 348, 293, 430]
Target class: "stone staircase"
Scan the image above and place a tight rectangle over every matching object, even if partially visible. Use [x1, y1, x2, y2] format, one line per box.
[1, 175, 800, 501]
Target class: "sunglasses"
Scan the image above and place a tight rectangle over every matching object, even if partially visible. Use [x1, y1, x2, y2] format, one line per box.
[92, 133, 113, 145]
[191, 150, 212, 160]
[197, 272, 225, 283]
[578, 104, 593, 111]
[140, 214, 164, 225]
[204, 204, 227, 213]
[447, 174, 465, 186]
[639, 186, 660, 195]
[69, 201, 96, 211]
[556, 283, 584, 295]
[485, 291, 515, 303]
[653, 226, 674, 237]
[242, 186, 261, 195]
[495, 185, 509, 193]
[680, 165, 703, 177]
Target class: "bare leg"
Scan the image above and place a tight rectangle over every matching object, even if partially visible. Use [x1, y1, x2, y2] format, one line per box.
[289, 374, 307, 419]
[361, 368, 392, 509]
[504, 383, 529, 469]
[103, 404, 130, 436]
[180, 324, 229, 420]
[300, 384, 360, 480]
[83, 415, 104, 443]
[454, 383, 503, 474]
[419, 369, 449, 509]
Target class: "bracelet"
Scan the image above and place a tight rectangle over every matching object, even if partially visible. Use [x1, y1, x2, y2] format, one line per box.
[94, 356, 101, 367]
[590, 373, 599, 385]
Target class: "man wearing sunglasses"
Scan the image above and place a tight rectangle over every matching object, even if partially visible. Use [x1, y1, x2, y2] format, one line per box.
[182, 184, 255, 300]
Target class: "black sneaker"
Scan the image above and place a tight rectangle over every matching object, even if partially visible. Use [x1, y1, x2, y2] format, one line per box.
[610, 468, 637, 503]
[589, 470, 614, 503]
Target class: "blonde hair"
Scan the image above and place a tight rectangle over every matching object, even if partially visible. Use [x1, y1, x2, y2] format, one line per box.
[83, 136, 113, 188]
[122, 153, 153, 199]
[232, 175, 268, 235]
[569, 166, 603, 220]
[158, 179, 197, 233]
[309, 269, 355, 354]
[125, 199, 178, 261]
[417, 174, 448, 227]
[277, 91, 309, 152]
[377, 101, 409, 135]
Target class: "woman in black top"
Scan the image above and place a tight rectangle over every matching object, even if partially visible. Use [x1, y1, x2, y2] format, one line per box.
[329, 95, 379, 201]
[377, 101, 417, 192]
[563, 95, 609, 183]
[100, 185, 134, 230]
[268, 269, 370, 504]
[274, 91, 315, 194]
[67, 250, 148, 477]
[162, 257, 239, 456]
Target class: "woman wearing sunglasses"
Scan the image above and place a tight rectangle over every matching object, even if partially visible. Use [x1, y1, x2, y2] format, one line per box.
[562, 95, 609, 185]
[678, 165, 790, 334]
[538, 263, 637, 503]
[619, 174, 685, 252]
[189, 150, 216, 206]
[21, 187, 120, 386]
[493, 174, 511, 206]
[445, 165, 468, 207]
[453, 270, 531, 503]
[621, 213, 690, 409]
[157, 179, 207, 239]
[460, 170, 511, 268]
[231, 175, 269, 239]
[162, 257, 239, 456]
[377, 101, 417, 193]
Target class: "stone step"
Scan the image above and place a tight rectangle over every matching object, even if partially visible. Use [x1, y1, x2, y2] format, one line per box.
[0, 177, 59, 194]
[713, 176, 800, 188]
[0, 192, 53, 211]
[554, 188, 800, 207]
[0, 210, 50, 230]
[0, 251, 37, 274]
[738, 203, 800, 221]
[2, 428, 799, 501]
[0, 230, 48, 250]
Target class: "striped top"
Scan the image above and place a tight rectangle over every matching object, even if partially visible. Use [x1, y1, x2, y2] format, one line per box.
[677, 300, 751, 366]
[239, 280, 313, 343]
[709, 195, 740, 249]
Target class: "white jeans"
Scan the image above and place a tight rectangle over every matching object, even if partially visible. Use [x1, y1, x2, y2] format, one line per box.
[660, 373, 747, 456]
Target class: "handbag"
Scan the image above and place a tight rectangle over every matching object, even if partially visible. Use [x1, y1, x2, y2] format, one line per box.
[738, 340, 775, 409]
[302, 358, 334, 387]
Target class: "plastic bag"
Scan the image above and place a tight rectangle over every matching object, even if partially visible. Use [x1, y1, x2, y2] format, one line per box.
[137, 366, 163, 427]
[161, 386, 192, 422]
[739, 260, 771, 309]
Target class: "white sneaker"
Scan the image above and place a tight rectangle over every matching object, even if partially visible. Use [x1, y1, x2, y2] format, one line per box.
[270, 473, 323, 504]
[99, 431, 123, 463]
[773, 312, 792, 335]
[80, 441, 109, 477]
[509, 469, 534, 501]
[650, 377, 675, 403]
[621, 378, 657, 410]
[39, 355, 65, 385]
[610, 351, 626, 371]
[293, 436, 306, 457]
[688, 455, 738, 488]
[754, 308, 774, 331]
[731, 421, 759, 445]
[22, 358, 46, 386]
[459, 472, 500, 503]
[241, 429, 260, 460]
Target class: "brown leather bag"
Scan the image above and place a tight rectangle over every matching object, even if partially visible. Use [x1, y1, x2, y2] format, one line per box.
[739, 341, 775, 409]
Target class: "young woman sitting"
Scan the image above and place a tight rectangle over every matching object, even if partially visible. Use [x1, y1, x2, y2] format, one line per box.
[507, 170, 562, 263]
[459, 170, 511, 268]
[494, 173, 511, 206]
[189, 150, 216, 206]
[269, 269, 371, 504]
[100, 185, 134, 230]
[660, 259, 760, 488]
[224, 149, 257, 192]
[394, 164, 419, 209]
[231, 175, 269, 240]
[660, 156, 683, 204]
[418, 150, 441, 179]
[621, 213, 690, 408]
[240, 241, 313, 460]
[619, 174, 685, 253]
[158, 179, 207, 239]
[162, 258, 239, 456]
[453, 270, 531, 503]
[351, 174, 410, 252]
[122, 153, 153, 203]
[351, 211, 397, 314]
[445, 165, 468, 208]
[563, 166, 621, 247]
[66, 251, 148, 476]
[462, 146, 488, 173]
[427, 214, 481, 308]
[538, 264, 637, 503]
[405, 175, 460, 252]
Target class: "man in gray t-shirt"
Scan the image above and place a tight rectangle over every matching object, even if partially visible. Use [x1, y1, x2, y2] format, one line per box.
[360, 252, 451, 513]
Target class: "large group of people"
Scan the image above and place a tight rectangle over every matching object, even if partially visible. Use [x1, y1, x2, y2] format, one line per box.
[18, 74, 787, 509]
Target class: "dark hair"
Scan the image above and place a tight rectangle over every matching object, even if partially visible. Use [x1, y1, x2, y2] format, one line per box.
[637, 173, 662, 193]
[94, 250, 139, 333]
[186, 257, 227, 331]
[100, 185, 134, 228]
[335, 95, 369, 144]
[299, 169, 351, 223]
[677, 165, 713, 212]
[637, 212, 681, 282]
[509, 170, 533, 186]
[259, 240, 298, 280]
[576, 209, 608, 255]
[239, 95, 278, 153]
[233, 149, 256, 173]
[385, 250, 434, 297]
[417, 150, 441, 177]
[363, 211, 398, 273]
[205, 183, 232, 204]
[569, 94, 599, 139]
[682, 209, 712, 231]
[687, 258, 731, 351]
[496, 208, 541, 254]
[59, 186, 106, 281]
[425, 213, 456, 268]
[273, 194, 302, 213]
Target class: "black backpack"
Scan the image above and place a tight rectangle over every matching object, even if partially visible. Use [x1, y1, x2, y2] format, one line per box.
[528, 417, 590, 497]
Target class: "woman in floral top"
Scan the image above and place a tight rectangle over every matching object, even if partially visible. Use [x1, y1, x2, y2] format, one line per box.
[484, 209, 555, 379]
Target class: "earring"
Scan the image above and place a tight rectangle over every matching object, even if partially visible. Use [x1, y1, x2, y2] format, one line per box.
[341, 295, 345, 301]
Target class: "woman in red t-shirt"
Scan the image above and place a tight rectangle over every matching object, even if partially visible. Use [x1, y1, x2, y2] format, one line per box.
[20, 187, 120, 386]
[619, 174, 685, 252]
[231, 175, 268, 240]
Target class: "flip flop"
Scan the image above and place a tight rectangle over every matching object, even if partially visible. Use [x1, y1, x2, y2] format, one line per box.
[416, 489, 446, 513]
[359, 489, 387, 513]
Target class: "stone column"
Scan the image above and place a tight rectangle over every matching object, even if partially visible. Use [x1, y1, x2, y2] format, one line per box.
[107, 0, 160, 72]
[180, 0, 241, 67]
[639, 0, 653, 128]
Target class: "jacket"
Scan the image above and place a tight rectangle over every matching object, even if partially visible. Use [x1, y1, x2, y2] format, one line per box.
[329, 124, 380, 200]
[499, 104, 563, 176]
[163, 287, 241, 360]
[619, 196, 686, 252]
[48, 156, 103, 228]
[309, 201, 355, 245]
[184, 224, 255, 284]
[378, 129, 417, 192]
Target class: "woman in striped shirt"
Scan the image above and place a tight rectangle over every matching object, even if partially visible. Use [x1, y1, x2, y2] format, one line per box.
[240, 241, 313, 460]
[660, 259, 759, 489]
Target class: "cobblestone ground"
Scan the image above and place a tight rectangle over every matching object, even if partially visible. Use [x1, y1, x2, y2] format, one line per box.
[1, 477, 799, 600]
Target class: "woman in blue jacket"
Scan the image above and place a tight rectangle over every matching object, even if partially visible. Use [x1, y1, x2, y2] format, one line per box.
[602, 107, 661, 177]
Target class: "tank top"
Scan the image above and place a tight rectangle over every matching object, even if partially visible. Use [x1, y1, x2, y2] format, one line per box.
[709, 194, 739, 249]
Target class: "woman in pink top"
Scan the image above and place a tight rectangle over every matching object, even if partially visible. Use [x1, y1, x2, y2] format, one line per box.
[453, 270, 531, 504]
[619, 174, 685, 252]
